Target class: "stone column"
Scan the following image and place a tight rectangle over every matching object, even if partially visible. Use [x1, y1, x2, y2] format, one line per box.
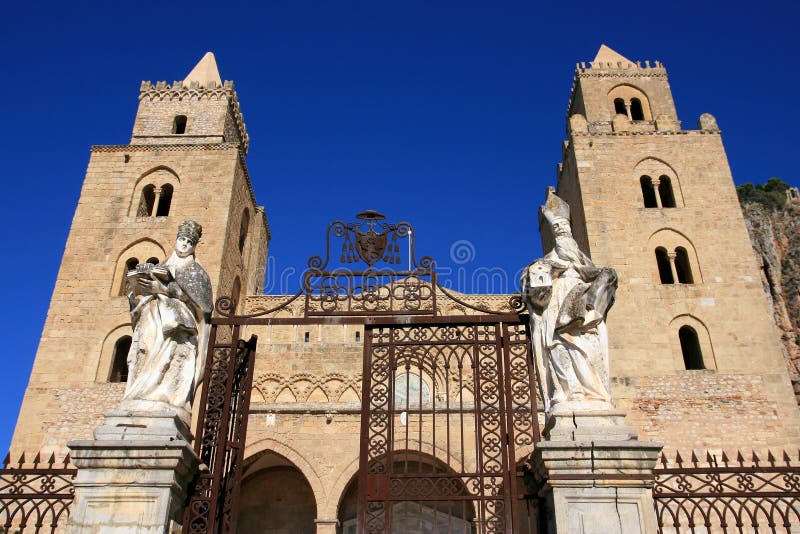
[667, 251, 679, 284]
[530, 410, 662, 534]
[315, 518, 340, 534]
[67, 409, 199, 534]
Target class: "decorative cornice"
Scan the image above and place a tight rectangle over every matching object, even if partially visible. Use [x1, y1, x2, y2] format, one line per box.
[91, 143, 239, 152]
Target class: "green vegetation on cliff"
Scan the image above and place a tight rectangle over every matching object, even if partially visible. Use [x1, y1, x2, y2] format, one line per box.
[737, 177, 790, 211]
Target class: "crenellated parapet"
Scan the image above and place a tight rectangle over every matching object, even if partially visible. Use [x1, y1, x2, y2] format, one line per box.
[134, 79, 250, 154]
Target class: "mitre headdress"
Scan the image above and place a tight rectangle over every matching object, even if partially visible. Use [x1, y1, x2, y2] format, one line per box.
[539, 188, 571, 228]
[177, 220, 203, 244]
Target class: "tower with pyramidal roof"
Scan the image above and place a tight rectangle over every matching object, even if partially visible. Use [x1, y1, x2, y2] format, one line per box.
[555, 45, 800, 448]
[10, 53, 270, 454]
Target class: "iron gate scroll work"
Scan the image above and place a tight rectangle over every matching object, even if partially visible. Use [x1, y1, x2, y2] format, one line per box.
[187, 210, 537, 534]
[182, 330, 258, 534]
[359, 319, 538, 533]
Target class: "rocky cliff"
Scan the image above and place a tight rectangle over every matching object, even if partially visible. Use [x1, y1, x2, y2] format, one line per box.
[742, 198, 800, 396]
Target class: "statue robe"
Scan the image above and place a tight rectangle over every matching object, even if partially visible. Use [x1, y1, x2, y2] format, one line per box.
[123, 252, 212, 412]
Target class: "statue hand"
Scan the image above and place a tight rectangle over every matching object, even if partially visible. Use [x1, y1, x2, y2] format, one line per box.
[137, 278, 169, 295]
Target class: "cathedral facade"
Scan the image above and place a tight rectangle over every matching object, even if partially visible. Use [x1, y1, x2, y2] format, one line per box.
[8, 47, 800, 532]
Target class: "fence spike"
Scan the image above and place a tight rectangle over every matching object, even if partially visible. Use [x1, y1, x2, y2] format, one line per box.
[690, 451, 699, 467]
[706, 451, 716, 467]
[752, 451, 760, 467]
[767, 450, 776, 467]
[736, 450, 745, 466]
[63, 453, 71, 467]
[32, 452, 41, 467]
[660, 452, 668, 468]
[675, 451, 684, 467]
[16, 452, 25, 468]
[47, 452, 56, 466]
[2, 452, 9, 469]
[721, 451, 730, 467]
[783, 450, 791, 465]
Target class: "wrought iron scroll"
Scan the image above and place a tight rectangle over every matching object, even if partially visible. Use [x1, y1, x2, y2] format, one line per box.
[653, 450, 800, 533]
[182, 328, 257, 534]
[0, 452, 76, 533]
[358, 318, 536, 533]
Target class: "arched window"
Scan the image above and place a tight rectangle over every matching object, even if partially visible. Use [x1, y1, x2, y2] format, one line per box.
[640, 176, 658, 208]
[355, 331, 361, 342]
[137, 185, 156, 217]
[304, 331, 310, 343]
[674, 247, 694, 284]
[679, 326, 704, 369]
[630, 98, 645, 120]
[655, 247, 674, 284]
[172, 115, 187, 134]
[238, 209, 250, 255]
[155, 184, 173, 216]
[613, 98, 627, 116]
[109, 336, 131, 382]
[146, 257, 159, 265]
[119, 257, 139, 295]
[658, 175, 676, 208]
[394, 372, 431, 407]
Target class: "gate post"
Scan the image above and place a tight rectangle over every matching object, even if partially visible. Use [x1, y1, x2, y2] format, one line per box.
[529, 410, 662, 534]
[66, 410, 199, 533]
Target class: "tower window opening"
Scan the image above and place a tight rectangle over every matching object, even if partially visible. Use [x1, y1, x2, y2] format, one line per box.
[640, 176, 658, 208]
[146, 257, 159, 265]
[630, 98, 645, 121]
[355, 331, 361, 342]
[674, 247, 694, 284]
[172, 115, 187, 134]
[155, 184, 173, 216]
[613, 98, 627, 116]
[304, 331, 310, 343]
[238, 209, 250, 255]
[658, 175, 676, 208]
[655, 247, 674, 284]
[110, 336, 131, 382]
[679, 326, 704, 369]
[138, 184, 156, 217]
[120, 257, 139, 295]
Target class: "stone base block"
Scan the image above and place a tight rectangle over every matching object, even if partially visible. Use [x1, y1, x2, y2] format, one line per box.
[94, 405, 191, 442]
[544, 409, 638, 441]
[67, 439, 198, 534]
[532, 439, 663, 534]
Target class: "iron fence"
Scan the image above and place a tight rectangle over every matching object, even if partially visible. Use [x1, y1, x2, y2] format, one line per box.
[0, 452, 76, 533]
[653, 450, 800, 533]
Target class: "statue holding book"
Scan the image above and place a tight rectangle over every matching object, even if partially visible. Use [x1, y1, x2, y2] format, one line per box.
[121, 220, 212, 418]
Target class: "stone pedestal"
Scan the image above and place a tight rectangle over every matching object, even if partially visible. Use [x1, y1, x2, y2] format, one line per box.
[67, 409, 199, 534]
[531, 410, 662, 534]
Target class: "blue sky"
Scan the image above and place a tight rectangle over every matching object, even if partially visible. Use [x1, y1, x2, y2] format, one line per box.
[0, 1, 798, 452]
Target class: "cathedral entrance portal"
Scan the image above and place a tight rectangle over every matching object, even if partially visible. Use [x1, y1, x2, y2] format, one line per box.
[183, 211, 540, 534]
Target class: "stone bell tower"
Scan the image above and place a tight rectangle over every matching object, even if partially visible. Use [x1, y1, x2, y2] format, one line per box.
[10, 52, 269, 455]
[554, 45, 800, 450]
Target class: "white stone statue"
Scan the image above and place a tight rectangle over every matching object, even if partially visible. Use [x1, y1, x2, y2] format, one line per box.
[521, 191, 618, 414]
[121, 220, 213, 421]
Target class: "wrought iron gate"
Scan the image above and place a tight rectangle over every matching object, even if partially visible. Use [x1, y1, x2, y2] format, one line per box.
[358, 317, 538, 533]
[182, 330, 258, 534]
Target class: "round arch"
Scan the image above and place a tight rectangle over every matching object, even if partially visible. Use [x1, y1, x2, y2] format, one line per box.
[633, 157, 685, 208]
[243, 437, 327, 517]
[608, 84, 653, 120]
[128, 166, 181, 216]
[668, 314, 716, 370]
[646, 228, 703, 284]
[110, 239, 167, 296]
[238, 448, 318, 534]
[95, 323, 133, 382]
